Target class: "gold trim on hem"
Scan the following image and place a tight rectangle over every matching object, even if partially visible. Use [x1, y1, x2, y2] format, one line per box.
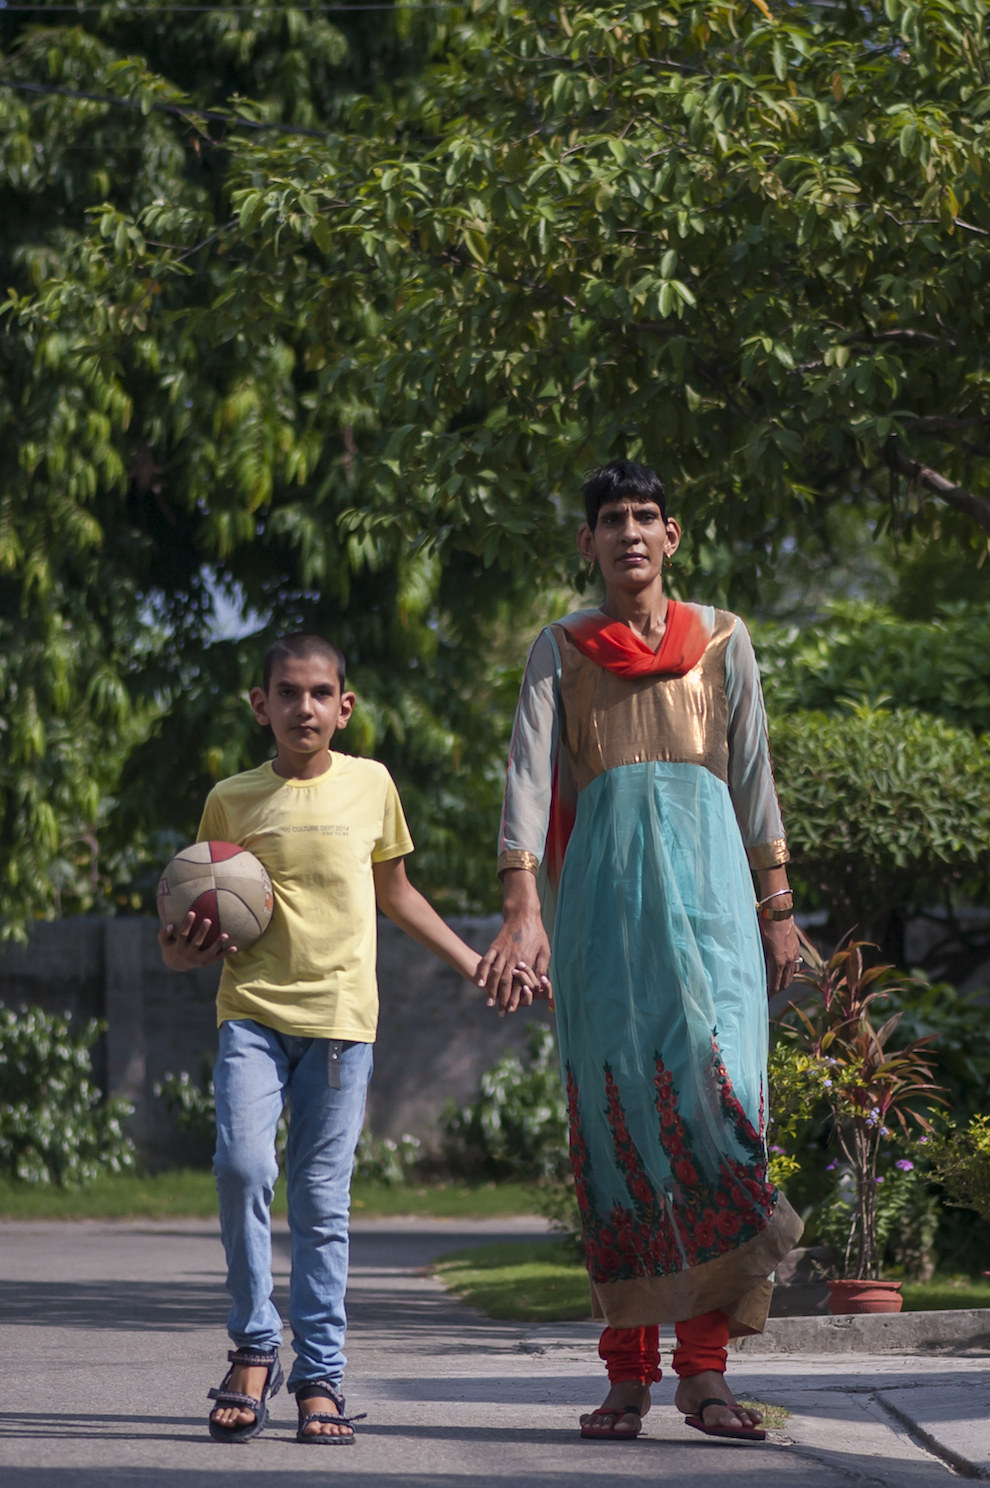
[747, 839, 790, 870]
[498, 850, 540, 876]
[587, 1193, 804, 1337]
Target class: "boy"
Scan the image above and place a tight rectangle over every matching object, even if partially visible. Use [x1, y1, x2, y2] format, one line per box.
[160, 632, 543, 1444]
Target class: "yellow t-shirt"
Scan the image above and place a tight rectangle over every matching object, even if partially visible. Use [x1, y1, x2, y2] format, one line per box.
[197, 755, 413, 1040]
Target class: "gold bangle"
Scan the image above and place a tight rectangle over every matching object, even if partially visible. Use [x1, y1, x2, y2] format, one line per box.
[758, 903, 795, 921]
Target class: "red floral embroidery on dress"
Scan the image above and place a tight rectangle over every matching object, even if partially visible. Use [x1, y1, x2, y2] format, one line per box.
[565, 1048, 779, 1285]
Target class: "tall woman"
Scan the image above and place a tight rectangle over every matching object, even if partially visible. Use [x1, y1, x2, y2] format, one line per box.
[480, 460, 803, 1441]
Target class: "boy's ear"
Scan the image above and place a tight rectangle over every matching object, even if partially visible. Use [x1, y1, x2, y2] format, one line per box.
[577, 522, 596, 563]
[336, 690, 357, 731]
[249, 686, 270, 727]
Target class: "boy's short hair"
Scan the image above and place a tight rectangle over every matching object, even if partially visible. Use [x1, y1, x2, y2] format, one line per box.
[262, 633, 347, 691]
[581, 459, 668, 528]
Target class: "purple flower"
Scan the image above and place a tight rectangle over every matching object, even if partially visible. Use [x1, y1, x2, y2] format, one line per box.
[895, 1159, 914, 1172]
[875, 1176, 885, 1185]
[826, 1161, 838, 1172]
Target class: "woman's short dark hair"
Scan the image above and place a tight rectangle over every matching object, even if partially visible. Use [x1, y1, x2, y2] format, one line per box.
[581, 460, 668, 528]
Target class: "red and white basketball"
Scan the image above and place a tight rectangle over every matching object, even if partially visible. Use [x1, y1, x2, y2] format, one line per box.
[157, 841, 274, 951]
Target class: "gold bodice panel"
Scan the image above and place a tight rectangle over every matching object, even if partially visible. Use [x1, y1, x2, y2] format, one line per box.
[551, 610, 736, 792]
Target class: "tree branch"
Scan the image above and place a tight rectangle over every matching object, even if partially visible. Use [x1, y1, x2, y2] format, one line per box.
[884, 443, 990, 536]
[844, 328, 947, 349]
[903, 415, 990, 433]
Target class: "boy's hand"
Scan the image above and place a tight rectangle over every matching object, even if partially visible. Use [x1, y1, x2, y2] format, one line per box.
[158, 912, 237, 971]
[485, 962, 554, 1016]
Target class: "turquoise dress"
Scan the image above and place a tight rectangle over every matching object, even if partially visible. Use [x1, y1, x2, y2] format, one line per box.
[498, 604, 802, 1334]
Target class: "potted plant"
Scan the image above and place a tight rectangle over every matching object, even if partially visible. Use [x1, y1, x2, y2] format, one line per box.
[781, 940, 946, 1313]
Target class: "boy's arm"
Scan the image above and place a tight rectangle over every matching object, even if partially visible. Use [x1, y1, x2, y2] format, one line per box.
[372, 857, 549, 1008]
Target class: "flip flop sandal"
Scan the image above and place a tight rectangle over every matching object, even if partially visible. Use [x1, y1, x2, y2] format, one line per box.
[294, 1378, 367, 1445]
[684, 1396, 766, 1442]
[208, 1346, 283, 1443]
[580, 1405, 643, 1440]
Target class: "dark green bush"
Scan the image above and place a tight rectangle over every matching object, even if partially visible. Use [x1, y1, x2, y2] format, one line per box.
[770, 704, 990, 946]
[441, 1024, 570, 1184]
[757, 601, 990, 736]
[0, 1003, 135, 1185]
[926, 1116, 990, 1225]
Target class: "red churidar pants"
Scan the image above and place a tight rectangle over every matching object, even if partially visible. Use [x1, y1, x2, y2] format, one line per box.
[598, 1310, 729, 1383]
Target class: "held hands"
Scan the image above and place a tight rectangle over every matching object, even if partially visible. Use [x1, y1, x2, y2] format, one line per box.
[483, 961, 554, 1017]
[476, 905, 553, 1017]
[158, 911, 238, 971]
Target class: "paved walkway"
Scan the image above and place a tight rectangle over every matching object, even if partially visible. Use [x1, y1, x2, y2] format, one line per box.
[1, 1215, 987, 1485]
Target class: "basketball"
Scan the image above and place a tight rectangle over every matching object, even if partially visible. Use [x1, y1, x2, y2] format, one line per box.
[157, 841, 274, 951]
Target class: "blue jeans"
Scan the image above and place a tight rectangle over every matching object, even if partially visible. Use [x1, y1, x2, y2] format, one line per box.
[213, 1019, 373, 1390]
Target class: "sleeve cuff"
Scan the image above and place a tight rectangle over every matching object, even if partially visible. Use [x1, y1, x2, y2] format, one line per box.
[498, 850, 540, 876]
[747, 839, 790, 870]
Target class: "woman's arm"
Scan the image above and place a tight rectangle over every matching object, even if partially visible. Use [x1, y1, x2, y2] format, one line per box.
[755, 863, 799, 999]
[479, 629, 560, 1012]
[725, 620, 800, 997]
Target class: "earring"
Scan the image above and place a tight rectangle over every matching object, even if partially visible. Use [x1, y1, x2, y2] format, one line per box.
[587, 559, 596, 577]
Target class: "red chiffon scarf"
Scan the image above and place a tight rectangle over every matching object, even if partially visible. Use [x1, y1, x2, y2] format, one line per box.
[565, 601, 711, 678]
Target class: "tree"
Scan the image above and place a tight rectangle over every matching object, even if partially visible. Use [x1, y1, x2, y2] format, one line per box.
[3, 0, 989, 930]
[99, 0, 990, 569]
[1, 3, 520, 930]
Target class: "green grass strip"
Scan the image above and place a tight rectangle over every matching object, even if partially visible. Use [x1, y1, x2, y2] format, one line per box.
[0, 1171, 540, 1222]
[901, 1275, 990, 1311]
[434, 1238, 592, 1321]
[434, 1241, 990, 1323]
[5, 1173, 987, 1324]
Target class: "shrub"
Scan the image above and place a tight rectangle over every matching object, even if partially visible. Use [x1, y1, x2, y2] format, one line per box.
[352, 1130, 422, 1186]
[925, 1116, 990, 1224]
[880, 980, 990, 1124]
[756, 601, 990, 737]
[156, 1060, 216, 1148]
[441, 1024, 570, 1184]
[0, 1003, 135, 1185]
[770, 704, 990, 949]
[156, 1062, 419, 1183]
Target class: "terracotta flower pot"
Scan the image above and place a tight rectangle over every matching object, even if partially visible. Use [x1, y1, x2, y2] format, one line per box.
[827, 1279, 903, 1315]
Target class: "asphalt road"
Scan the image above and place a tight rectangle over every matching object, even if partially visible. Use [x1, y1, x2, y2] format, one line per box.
[1, 1215, 986, 1486]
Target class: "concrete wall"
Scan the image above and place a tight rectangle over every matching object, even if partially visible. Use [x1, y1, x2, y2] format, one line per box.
[0, 916, 552, 1166]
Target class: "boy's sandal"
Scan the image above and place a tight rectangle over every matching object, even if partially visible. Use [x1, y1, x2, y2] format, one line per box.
[295, 1378, 367, 1445]
[207, 1346, 284, 1443]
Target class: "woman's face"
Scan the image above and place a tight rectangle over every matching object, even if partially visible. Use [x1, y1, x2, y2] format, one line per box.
[578, 499, 680, 592]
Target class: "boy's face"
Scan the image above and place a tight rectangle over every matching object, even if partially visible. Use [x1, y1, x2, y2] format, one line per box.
[250, 655, 355, 771]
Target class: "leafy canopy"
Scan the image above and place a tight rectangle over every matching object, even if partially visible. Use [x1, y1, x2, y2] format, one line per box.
[3, 0, 990, 932]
